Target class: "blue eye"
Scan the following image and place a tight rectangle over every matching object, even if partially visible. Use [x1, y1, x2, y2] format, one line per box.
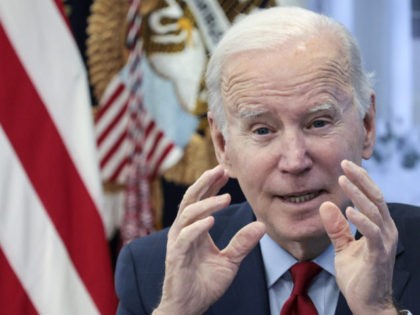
[312, 120, 328, 128]
[254, 127, 270, 135]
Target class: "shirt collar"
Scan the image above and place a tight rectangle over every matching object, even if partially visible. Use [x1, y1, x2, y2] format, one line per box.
[259, 222, 356, 288]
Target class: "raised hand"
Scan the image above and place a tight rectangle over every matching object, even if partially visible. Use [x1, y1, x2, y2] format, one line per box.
[153, 165, 266, 315]
[319, 160, 399, 315]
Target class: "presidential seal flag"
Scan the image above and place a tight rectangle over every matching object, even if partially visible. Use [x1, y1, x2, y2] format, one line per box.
[87, 0, 279, 231]
[0, 0, 117, 314]
[141, 0, 279, 187]
[89, 0, 185, 242]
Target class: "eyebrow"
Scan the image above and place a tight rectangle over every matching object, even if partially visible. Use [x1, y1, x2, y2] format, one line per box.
[237, 108, 271, 120]
[308, 103, 343, 115]
[237, 103, 342, 120]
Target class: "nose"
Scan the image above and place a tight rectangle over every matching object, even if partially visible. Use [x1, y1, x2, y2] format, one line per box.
[277, 129, 312, 175]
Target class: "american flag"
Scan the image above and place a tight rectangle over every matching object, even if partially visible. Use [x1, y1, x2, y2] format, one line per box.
[94, 56, 179, 184]
[95, 1, 181, 185]
[94, 0, 182, 243]
[0, 0, 116, 314]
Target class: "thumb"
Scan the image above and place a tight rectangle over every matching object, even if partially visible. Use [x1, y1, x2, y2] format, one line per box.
[223, 221, 266, 264]
[319, 202, 354, 252]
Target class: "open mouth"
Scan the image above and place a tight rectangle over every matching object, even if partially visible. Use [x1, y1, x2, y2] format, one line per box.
[281, 190, 323, 203]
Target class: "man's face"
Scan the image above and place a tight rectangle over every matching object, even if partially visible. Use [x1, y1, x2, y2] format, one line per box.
[210, 37, 376, 249]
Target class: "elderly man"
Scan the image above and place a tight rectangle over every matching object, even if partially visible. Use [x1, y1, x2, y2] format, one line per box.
[115, 7, 420, 315]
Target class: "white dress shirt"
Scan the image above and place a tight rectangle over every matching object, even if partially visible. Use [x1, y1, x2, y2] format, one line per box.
[260, 233, 339, 315]
[259, 225, 411, 315]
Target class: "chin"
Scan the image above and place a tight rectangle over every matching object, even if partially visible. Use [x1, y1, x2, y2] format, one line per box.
[292, 223, 325, 239]
[269, 218, 325, 242]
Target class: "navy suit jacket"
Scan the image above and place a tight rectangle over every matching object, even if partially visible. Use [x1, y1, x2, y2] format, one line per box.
[115, 202, 420, 314]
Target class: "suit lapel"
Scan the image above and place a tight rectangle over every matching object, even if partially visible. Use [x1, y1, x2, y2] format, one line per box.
[335, 293, 353, 315]
[209, 245, 270, 315]
[208, 203, 270, 315]
[391, 237, 409, 300]
[197, 202, 411, 315]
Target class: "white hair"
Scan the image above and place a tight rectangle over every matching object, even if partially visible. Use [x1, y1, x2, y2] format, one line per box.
[205, 6, 374, 133]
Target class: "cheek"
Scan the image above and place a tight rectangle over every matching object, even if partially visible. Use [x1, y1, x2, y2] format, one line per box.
[225, 139, 261, 172]
[225, 144, 254, 178]
[227, 145, 277, 196]
[317, 121, 366, 162]
[338, 131, 365, 163]
[314, 140, 353, 171]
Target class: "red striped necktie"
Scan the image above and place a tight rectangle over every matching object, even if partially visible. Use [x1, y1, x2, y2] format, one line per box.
[280, 262, 322, 315]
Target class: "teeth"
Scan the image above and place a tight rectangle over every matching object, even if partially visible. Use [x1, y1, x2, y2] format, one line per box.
[283, 192, 319, 203]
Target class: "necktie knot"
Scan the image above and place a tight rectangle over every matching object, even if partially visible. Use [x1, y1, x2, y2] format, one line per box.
[280, 261, 322, 315]
[290, 261, 322, 296]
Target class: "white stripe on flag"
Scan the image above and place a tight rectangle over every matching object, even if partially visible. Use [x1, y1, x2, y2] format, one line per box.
[98, 112, 129, 161]
[101, 139, 131, 181]
[96, 83, 129, 138]
[0, 0, 117, 313]
[0, 0, 106, 234]
[159, 145, 183, 171]
[149, 137, 176, 172]
[0, 128, 99, 315]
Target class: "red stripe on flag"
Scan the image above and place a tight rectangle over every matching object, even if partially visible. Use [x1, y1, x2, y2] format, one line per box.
[95, 83, 126, 122]
[0, 249, 38, 315]
[145, 120, 155, 137]
[97, 100, 128, 145]
[100, 130, 128, 169]
[109, 156, 129, 182]
[151, 142, 175, 178]
[0, 25, 116, 314]
[147, 131, 164, 162]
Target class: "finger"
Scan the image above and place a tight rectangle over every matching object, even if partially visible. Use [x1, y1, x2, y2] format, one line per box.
[222, 221, 266, 265]
[175, 216, 216, 255]
[338, 175, 383, 229]
[176, 193, 231, 231]
[340, 161, 398, 252]
[341, 160, 390, 221]
[178, 165, 229, 212]
[319, 201, 354, 252]
[345, 207, 384, 253]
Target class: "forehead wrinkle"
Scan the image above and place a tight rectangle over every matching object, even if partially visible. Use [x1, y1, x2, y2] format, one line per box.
[221, 46, 354, 119]
[221, 71, 261, 110]
[282, 54, 351, 94]
[221, 56, 261, 95]
[324, 57, 350, 78]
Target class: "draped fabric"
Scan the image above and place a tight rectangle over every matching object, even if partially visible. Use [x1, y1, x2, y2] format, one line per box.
[0, 0, 117, 313]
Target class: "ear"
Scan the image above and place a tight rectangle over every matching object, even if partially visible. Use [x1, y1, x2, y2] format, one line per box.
[207, 111, 233, 174]
[362, 93, 376, 159]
